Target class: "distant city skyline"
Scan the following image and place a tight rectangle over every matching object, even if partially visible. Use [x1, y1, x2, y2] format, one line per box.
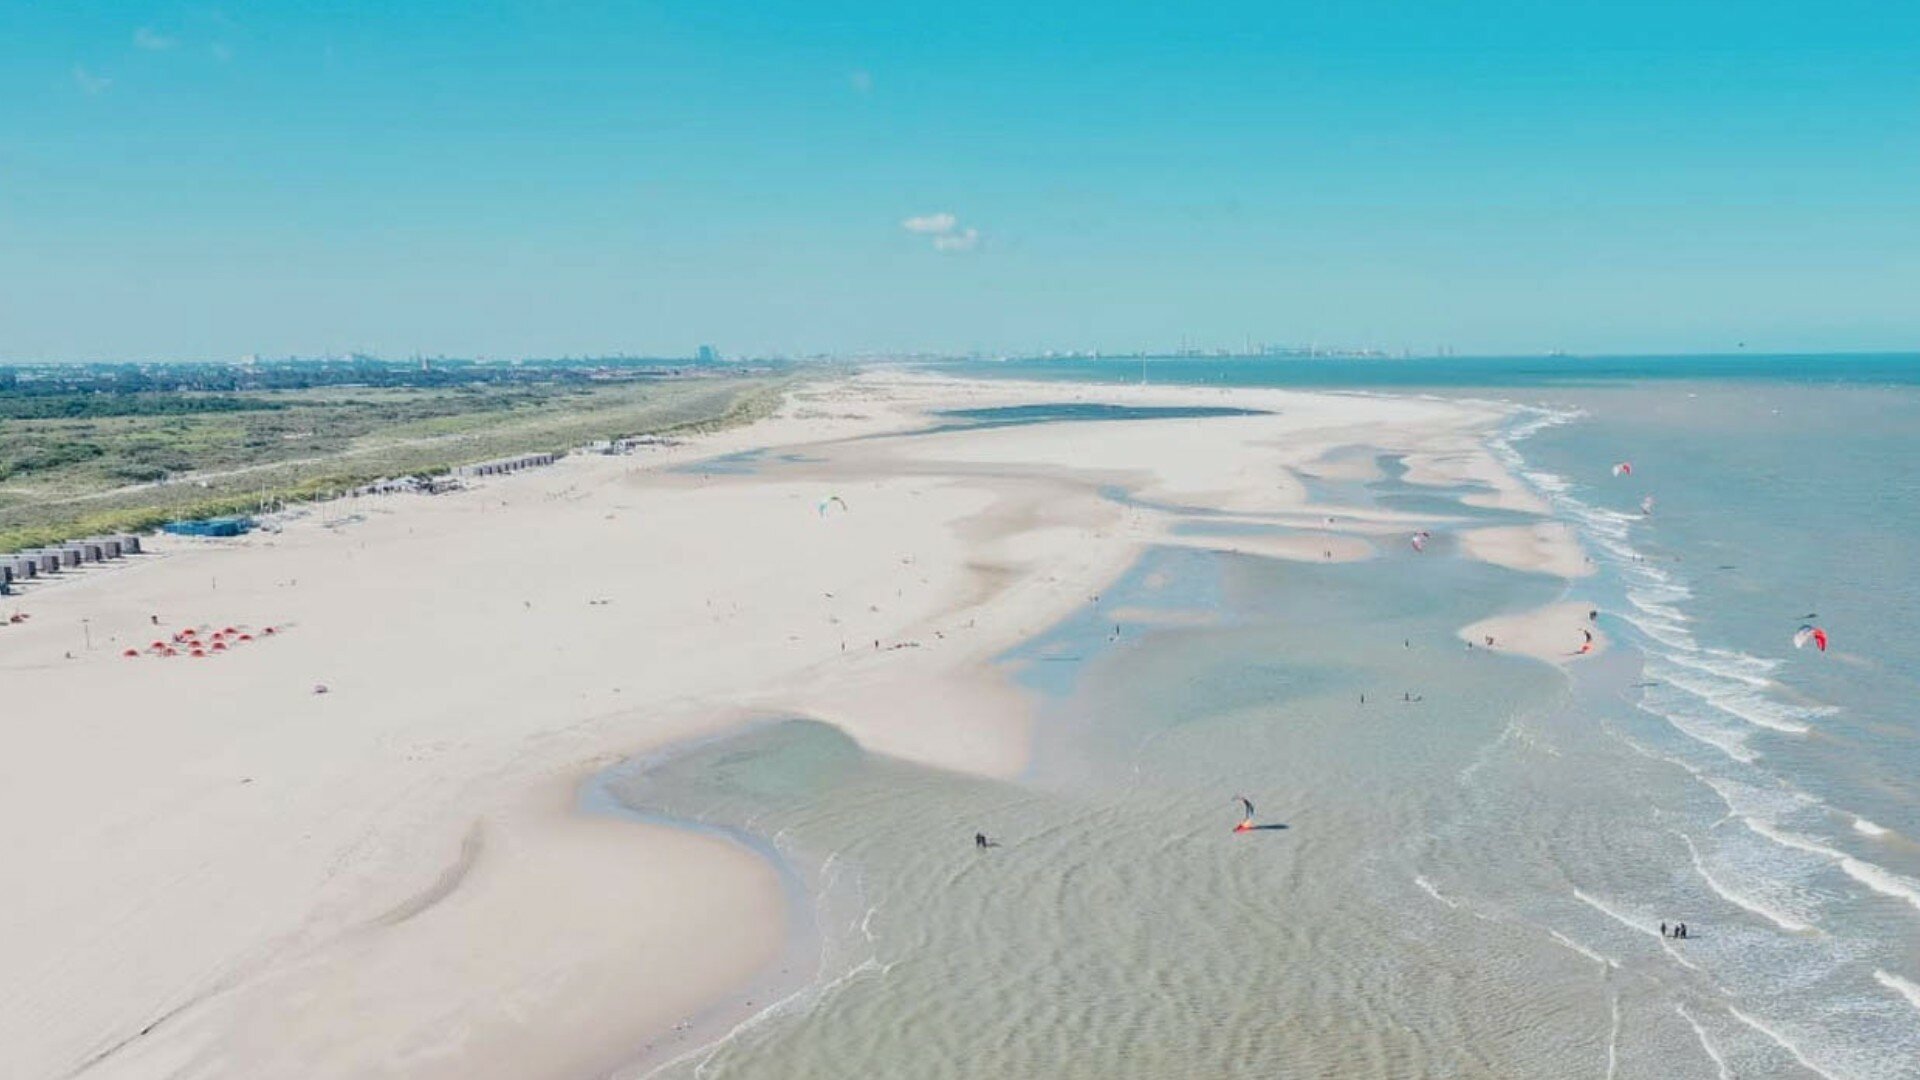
[3, 1, 1918, 361]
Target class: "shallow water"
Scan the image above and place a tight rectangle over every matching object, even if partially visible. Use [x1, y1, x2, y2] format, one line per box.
[616, 360, 1920, 1078]
[620, 545, 1590, 1078]
[1496, 383, 1920, 1078]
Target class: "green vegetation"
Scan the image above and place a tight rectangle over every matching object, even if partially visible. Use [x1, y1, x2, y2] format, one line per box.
[0, 375, 792, 552]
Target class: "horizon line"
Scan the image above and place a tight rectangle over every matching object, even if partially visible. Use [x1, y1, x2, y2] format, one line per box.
[5, 348, 1919, 369]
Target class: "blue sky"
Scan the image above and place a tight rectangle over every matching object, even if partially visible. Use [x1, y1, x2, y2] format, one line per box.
[2, 1, 1917, 360]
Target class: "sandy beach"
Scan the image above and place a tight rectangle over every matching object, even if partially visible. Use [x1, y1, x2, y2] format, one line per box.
[0, 371, 1594, 1078]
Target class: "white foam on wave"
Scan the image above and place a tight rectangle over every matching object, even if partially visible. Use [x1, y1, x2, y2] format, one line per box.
[1648, 662, 1817, 735]
[1839, 857, 1920, 914]
[1625, 588, 1692, 628]
[1605, 992, 1621, 1080]
[1875, 969, 1920, 1016]
[1572, 887, 1701, 971]
[1499, 412, 1837, 762]
[1486, 410, 1585, 515]
[1735, 815, 1920, 915]
[1610, 728, 1721, 790]
[649, 945, 892, 1080]
[1497, 405, 1583, 447]
[1547, 927, 1619, 970]
[1414, 874, 1460, 910]
[1618, 611, 1695, 653]
[1704, 779, 1920, 923]
[1639, 697, 1759, 764]
[1572, 888, 1656, 936]
[1657, 643, 1777, 689]
[1742, 816, 1846, 861]
[1488, 407, 1582, 472]
[1521, 469, 1570, 498]
[1727, 1006, 1843, 1080]
[1675, 1004, 1732, 1080]
[1675, 831, 1814, 933]
[1852, 817, 1890, 838]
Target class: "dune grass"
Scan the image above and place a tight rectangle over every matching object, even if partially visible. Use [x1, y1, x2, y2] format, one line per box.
[0, 376, 790, 552]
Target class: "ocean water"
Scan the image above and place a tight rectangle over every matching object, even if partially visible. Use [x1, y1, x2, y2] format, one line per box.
[615, 356, 1920, 1079]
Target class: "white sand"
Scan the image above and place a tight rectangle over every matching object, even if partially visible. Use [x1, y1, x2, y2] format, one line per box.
[1459, 600, 1607, 666]
[1402, 443, 1555, 515]
[0, 371, 1580, 1078]
[1460, 522, 1594, 580]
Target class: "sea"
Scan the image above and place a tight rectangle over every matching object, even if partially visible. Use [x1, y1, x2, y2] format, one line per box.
[612, 354, 1920, 1079]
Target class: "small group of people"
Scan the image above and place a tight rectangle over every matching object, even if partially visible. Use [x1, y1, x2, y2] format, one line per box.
[1659, 921, 1691, 939]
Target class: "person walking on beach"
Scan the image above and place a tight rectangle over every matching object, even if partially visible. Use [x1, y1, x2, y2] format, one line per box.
[1660, 921, 1668, 937]
[975, 832, 990, 849]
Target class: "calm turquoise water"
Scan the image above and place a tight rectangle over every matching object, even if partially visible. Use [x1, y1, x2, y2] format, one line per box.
[616, 357, 1920, 1079]
[928, 352, 1920, 390]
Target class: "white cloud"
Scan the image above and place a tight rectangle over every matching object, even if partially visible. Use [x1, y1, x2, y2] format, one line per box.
[848, 69, 873, 93]
[134, 27, 177, 50]
[901, 212, 957, 235]
[900, 211, 981, 253]
[72, 65, 112, 95]
[932, 227, 980, 252]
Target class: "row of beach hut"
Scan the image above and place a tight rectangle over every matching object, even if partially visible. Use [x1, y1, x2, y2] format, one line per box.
[452, 452, 557, 479]
[6, 447, 568, 594]
[1, 534, 142, 589]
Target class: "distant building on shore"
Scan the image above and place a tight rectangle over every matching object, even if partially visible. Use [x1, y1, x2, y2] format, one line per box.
[696, 344, 719, 363]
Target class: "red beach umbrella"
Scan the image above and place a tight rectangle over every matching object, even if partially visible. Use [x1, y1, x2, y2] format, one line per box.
[123, 649, 140, 658]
